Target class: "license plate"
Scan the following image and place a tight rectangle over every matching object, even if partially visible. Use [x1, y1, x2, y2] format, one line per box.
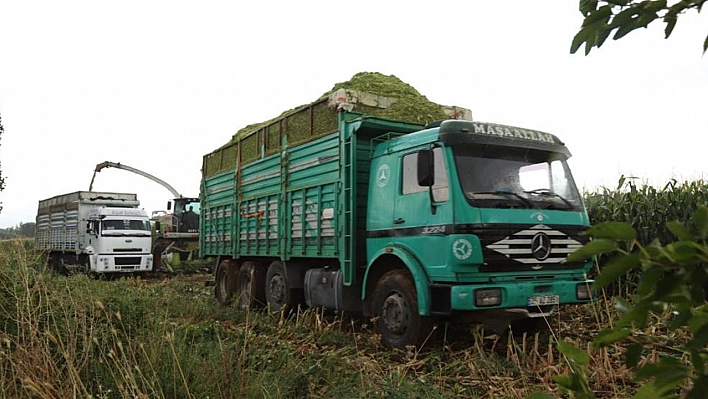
[527, 295, 559, 307]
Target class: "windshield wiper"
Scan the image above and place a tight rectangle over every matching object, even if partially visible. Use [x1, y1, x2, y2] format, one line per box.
[524, 189, 575, 210]
[472, 191, 534, 208]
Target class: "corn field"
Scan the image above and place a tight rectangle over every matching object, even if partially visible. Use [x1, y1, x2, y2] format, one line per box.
[585, 177, 708, 245]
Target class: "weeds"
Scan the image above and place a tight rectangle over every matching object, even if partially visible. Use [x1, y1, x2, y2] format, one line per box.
[0, 237, 677, 398]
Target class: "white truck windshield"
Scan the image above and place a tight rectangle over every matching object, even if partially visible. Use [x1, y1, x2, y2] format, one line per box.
[101, 219, 151, 236]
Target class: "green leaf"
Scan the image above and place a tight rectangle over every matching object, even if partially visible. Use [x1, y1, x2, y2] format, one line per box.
[636, 357, 688, 393]
[688, 312, 708, 335]
[667, 240, 708, 263]
[625, 343, 643, 368]
[687, 375, 708, 399]
[693, 206, 708, 239]
[667, 220, 692, 241]
[644, 0, 667, 13]
[638, 264, 664, 298]
[595, 254, 639, 289]
[593, 328, 630, 348]
[567, 239, 617, 263]
[704, 34, 708, 54]
[571, 29, 589, 54]
[558, 340, 590, 366]
[664, 14, 678, 38]
[614, 16, 641, 40]
[688, 322, 708, 351]
[616, 301, 650, 328]
[579, 0, 598, 15]
[585, 221, 637, 240]
[583, 5, 613, 27]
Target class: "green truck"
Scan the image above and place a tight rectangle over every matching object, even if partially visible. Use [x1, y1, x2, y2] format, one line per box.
[201, 91, 592, 347]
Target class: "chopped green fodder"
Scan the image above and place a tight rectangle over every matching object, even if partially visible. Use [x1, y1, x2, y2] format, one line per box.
[232, 72, 452, 141]
[205, 72, 464, 177]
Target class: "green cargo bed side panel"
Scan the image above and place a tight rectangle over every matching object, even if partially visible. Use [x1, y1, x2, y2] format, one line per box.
[201, 170, 236, 256]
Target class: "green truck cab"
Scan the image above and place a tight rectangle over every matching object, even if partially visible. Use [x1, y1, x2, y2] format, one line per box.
[201, 96, 592, 348]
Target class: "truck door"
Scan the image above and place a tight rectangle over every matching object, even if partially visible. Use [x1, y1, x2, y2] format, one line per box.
[393, 147, 451, 274]
[367, 155, 398, 237]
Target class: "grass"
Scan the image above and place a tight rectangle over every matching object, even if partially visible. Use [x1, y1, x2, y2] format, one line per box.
[0, 239, 688, 398]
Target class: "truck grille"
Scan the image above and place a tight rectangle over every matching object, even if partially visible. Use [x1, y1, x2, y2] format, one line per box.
[456, 223, 589, 272]
[115, 257, 142, 266]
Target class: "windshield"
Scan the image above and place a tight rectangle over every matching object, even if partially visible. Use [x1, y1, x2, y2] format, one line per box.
[101, 219, 151, 236]
[452, 145, 583, 210]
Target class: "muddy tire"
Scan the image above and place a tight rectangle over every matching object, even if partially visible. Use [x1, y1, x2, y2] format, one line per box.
[236, 261, 266, 310]
[265, 261, 302, 312]
[215, 260, 238, 306]
[374, 269, 433, 348]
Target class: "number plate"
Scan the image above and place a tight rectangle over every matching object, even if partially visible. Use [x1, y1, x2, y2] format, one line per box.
[527, 295, 559, 307]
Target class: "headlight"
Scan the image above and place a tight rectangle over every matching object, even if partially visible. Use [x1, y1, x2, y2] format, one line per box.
[577, 282, 593, 300]
[475, 288, 502, 307]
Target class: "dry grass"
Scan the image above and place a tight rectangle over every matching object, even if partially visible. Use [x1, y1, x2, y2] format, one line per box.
[0, 240, 690, 398]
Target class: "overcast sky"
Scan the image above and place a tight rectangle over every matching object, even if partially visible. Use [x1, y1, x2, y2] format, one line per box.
[1, 1, 707, 228]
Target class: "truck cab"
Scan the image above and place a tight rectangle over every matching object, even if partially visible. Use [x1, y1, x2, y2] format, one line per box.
[84, 207, 154, 273]
[365, 120, 592, 337]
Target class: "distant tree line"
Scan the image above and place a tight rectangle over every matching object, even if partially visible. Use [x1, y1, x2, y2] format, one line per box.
[0, 222, 35, 239]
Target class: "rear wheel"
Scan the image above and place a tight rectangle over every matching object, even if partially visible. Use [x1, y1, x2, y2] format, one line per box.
[215, 260, 238, 306]
[374, 269, 433, 348]
[265, 261, 301, 312]
[49, 253, 68, 275]
[236, 261, 265, 310]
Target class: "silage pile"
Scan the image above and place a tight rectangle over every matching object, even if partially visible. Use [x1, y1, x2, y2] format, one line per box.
[231, 72, 459, 141]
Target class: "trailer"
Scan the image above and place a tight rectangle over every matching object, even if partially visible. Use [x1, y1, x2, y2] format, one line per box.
[201, 90, 593, 347]
[36, 191, 154, 274]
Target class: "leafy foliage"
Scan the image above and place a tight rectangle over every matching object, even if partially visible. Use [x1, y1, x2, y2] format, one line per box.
[573, 0, 708, 55]
[555, 206, 708, 398]
[585, 177, 708, 246]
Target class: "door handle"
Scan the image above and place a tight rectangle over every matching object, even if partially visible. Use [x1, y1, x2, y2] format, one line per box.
[393, 218, 405, 225]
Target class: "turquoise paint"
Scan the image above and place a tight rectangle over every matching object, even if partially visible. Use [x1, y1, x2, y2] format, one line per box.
[364, 246, 432, 316]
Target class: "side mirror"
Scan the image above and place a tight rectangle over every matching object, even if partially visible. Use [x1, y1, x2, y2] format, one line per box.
[417, 149, 435, 187]
[167, 201, 172, 211]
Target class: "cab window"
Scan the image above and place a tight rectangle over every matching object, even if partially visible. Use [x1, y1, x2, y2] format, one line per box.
[401, 147, 449, 202]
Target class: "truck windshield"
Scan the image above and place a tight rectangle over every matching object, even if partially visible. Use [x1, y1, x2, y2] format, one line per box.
[452, 145, 583, 211]
[101, 219, 151, 236]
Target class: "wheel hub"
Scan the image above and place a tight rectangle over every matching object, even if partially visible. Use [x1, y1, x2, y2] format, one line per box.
[381, 292, 409, 334]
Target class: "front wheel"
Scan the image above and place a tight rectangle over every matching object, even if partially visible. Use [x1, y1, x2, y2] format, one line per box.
[373, 270, 433, 348]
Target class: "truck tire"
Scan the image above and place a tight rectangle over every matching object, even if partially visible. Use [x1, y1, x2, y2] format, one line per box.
[215, 260, 238, 306]
[265, 261, 301, 313]
[49, 253, 68, 276]
[236, 261, 265, 310]
[373, 269, 433, 348]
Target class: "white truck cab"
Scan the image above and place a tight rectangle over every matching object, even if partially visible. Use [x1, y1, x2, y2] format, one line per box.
[84, 207, 153, 272]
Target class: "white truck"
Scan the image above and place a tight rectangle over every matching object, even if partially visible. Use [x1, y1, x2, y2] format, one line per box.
[35, 191, 154, 274]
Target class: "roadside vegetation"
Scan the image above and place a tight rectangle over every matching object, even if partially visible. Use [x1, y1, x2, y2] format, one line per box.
[1, 177, 707, 398]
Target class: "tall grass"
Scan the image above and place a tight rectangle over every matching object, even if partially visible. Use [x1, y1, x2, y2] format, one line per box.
[0, 239, 652, 398]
